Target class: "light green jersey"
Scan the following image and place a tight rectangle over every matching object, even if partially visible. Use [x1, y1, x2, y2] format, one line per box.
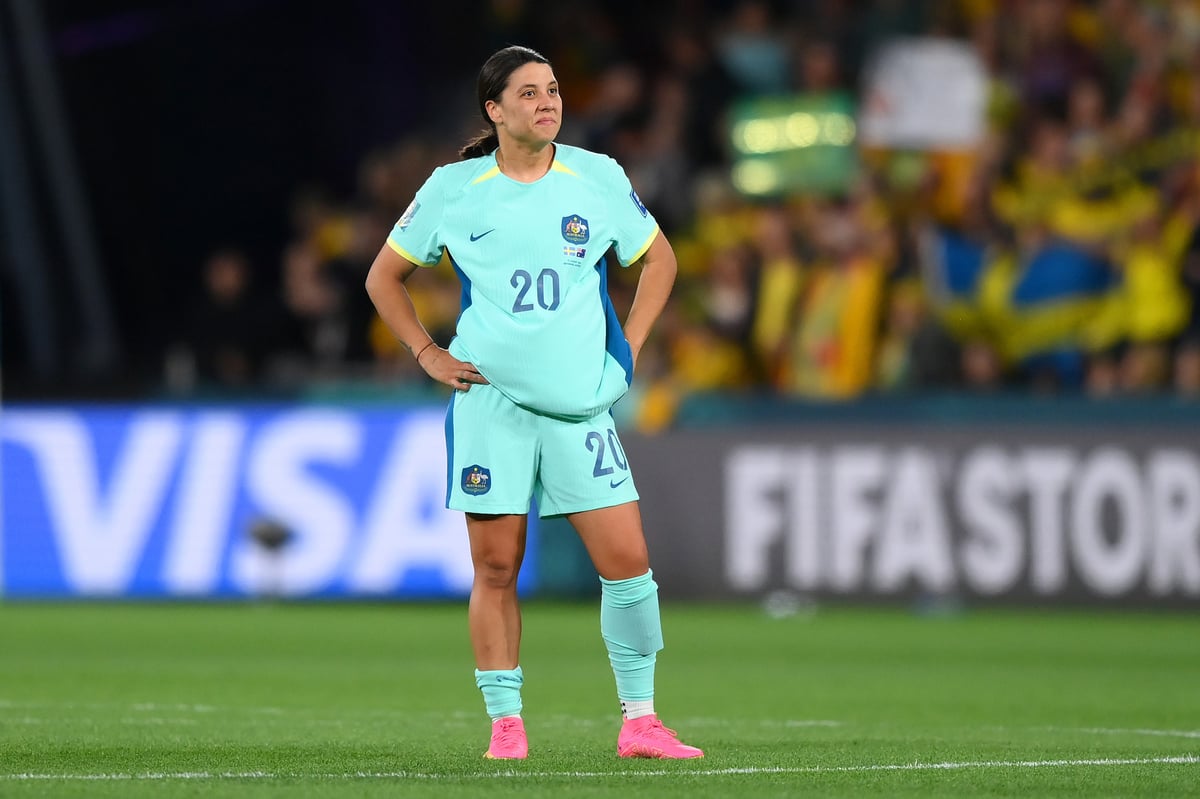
[388, 143, 659, 420]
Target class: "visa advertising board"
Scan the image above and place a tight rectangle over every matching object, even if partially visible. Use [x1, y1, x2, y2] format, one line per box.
[6, 405, 1197, 604]
[1, 405, 538, 598]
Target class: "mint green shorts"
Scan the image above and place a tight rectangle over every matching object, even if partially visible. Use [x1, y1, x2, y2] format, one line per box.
[445, 382, 639, 517]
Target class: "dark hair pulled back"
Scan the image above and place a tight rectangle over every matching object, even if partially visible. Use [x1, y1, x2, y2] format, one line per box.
[459, 45, 551, 160]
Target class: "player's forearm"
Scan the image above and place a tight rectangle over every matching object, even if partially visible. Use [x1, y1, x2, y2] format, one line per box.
[365, 259, 435, 357]
[623, 234, 677, 355]
[372, 286, 436, 357]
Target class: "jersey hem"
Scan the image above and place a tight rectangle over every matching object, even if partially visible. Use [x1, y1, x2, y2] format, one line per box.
[538, 492, 640, 518]
[446, 500, 534, 515]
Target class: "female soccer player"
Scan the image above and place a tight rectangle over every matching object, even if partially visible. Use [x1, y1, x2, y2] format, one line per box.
[365, 45, 702, 761]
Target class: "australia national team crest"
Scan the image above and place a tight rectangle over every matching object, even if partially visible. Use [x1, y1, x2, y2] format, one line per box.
[561, 214, 590, 244]
[461, 465, 491, 496]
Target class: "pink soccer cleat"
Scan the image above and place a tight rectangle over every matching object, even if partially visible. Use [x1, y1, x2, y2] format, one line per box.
[484, 716, 528, 760]
[617, 714, 704, 759]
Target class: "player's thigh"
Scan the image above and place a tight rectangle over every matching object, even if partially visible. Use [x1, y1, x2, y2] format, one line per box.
[466, 512, 528, 578]
[566, 501, 649, 581]
[446, 383, 537, 514]
[534, 411, 639, 517]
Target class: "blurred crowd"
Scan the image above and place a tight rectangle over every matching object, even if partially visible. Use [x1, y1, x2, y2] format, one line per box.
[170, 0, 1200, 429]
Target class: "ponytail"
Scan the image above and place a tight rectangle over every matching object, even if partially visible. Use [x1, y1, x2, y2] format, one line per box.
[459, 128, 499, 160]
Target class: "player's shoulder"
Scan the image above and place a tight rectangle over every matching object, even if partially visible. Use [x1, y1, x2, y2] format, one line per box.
[553, 143, 626, 182]
[426, 156, 499, 194]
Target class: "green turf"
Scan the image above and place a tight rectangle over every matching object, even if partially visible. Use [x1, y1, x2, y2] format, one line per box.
[0, 601, 1197, 798]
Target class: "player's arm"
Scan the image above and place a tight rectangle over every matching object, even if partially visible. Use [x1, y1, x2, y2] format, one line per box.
[623, 230, 678, 368]
[364, 245, 487, 390]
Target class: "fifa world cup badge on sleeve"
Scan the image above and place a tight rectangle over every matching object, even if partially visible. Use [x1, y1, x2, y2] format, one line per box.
[398, 200, 420, 230]
[462, 465, 492, 495]
[630, 189, 648, 217]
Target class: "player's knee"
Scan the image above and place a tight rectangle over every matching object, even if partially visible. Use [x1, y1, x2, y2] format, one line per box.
[598, 555, 650, 582]
[473, 554, 520, 590]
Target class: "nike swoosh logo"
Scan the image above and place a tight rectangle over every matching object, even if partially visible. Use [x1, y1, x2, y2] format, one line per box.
[609, 477, 630, 489]
[469, 229, 495, 242]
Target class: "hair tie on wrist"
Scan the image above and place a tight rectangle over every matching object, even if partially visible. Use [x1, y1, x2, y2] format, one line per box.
[415, 341, 436, 363]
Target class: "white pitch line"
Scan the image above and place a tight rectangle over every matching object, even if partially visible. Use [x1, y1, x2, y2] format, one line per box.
[6, 717, 197, 726]
[1071, 727, 1200, 740]
[0, 700, 839, 730]
[0, 700, 258, 714]
[2, 755, 1197, 781]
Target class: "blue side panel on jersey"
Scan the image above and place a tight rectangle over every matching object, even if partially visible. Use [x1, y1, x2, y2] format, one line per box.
[596, 254, 634, 385]
[449, 252, 472, 320]
[444, 392, 457, 507]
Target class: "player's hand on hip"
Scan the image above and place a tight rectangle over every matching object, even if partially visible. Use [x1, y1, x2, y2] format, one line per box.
[418, 347, 488, 391]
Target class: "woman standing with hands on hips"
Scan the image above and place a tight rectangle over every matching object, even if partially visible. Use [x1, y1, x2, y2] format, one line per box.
[365, 45, 703, 760]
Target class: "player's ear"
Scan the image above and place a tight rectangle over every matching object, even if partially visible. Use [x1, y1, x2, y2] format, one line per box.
[485, 99, 503, 126]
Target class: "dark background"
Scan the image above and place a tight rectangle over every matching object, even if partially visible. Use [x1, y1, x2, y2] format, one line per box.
[7, 1, 1199, 403]
[7, 1, 448, 391]
[3, 0, 691, 395]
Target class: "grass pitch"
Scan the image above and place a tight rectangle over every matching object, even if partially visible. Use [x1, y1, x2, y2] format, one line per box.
[0, 600, 1197, 797]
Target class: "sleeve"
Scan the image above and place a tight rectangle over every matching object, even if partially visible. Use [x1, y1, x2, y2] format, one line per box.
[386, 168, 445, 266]
[601, 157, 660, 267]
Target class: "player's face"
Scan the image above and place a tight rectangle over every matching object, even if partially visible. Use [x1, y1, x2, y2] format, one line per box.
[490, 62, 562, 146]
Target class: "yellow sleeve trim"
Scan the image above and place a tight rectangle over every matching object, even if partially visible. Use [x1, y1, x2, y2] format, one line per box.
[551, 160, 578, 177]
[620, 226, 660, 266]
[387, 237, 438, 266]
[471, 166, 501, 185]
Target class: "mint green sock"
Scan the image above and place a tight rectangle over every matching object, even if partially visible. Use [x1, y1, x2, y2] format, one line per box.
[600, 570, 664, 702]
[475, 666, 523, 720]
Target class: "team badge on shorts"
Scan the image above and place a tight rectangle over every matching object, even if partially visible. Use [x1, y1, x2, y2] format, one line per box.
[561, 214, 589, 244]
[461, 465, 492, 495]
